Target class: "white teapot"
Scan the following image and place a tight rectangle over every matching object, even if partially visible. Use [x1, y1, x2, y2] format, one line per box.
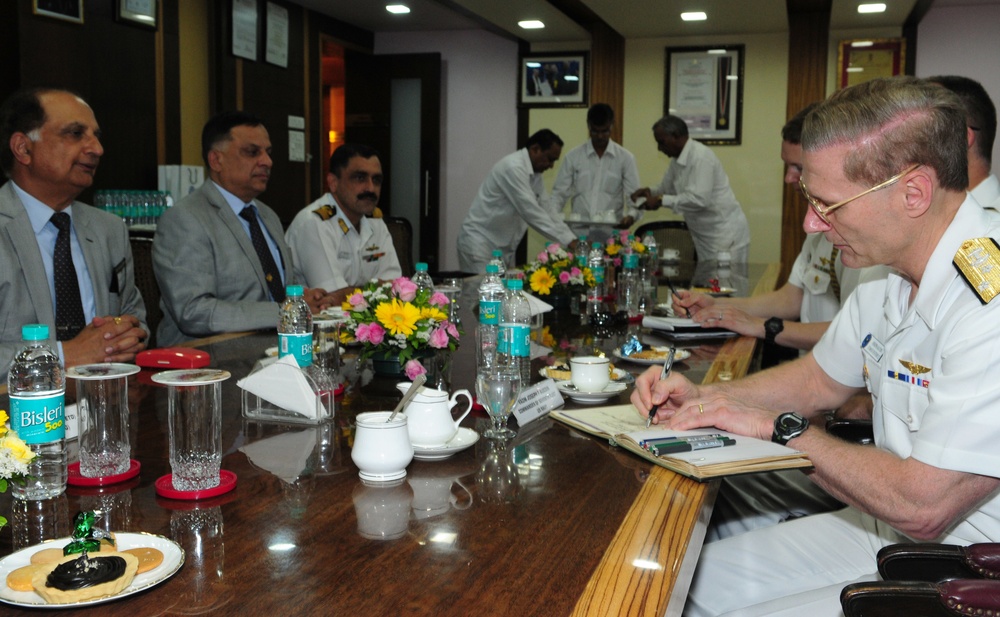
[395, 382, 473, 447]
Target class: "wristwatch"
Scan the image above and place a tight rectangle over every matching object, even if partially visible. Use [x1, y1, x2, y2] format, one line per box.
[764, 317, 784, 343]
[772, 412, 809, 445]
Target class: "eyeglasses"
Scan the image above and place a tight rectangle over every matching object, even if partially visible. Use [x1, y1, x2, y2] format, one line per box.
[799, 163, 921, 224]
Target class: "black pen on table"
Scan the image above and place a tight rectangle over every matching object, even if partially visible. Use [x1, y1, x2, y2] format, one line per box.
[646, 347, 677, 428]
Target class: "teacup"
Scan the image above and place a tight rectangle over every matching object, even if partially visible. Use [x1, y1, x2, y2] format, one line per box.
[568, 212, 582, 222]
[601, 211, 617, 223]
[351, 411, 414, 482]
[662, 248, 681, 261]
[570, 356, 611, 392]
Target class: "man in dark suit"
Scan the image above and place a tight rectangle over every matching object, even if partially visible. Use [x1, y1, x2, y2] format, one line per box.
[153, 111, 332, 346]
[0, 87, 147, 375]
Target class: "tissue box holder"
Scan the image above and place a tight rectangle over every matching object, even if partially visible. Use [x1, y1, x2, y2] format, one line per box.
[241, 360, 334, 425]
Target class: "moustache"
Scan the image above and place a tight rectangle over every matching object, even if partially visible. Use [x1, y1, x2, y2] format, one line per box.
[357, 192, 378, 202]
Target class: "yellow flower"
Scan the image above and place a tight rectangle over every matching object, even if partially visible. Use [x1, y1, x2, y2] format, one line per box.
[0, 410, 7, 438]
[632, 241, 646, 253]
[1, 432, 35, 465]
[375, 298, 421, 336]
[530, 268, 557, 295]
[552, 258, 572, 270]
[420, 307, 449, 322]
[605, 243, 620, 256]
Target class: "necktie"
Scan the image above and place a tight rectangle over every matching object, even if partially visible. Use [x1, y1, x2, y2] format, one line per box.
[829, 246, 841, 302]
[239, 205, 285, 303]
[50, 212, 86, 341]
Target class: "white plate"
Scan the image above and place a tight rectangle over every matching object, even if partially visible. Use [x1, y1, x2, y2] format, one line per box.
[0, 532, 185, 609]
[538, 366, 635, 383]
[555, 380, 629, 404]
[412, 427, 480, 461]
[612, 348, 691, 366]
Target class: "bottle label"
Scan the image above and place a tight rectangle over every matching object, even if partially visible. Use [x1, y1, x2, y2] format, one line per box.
[279, 332, 313, 368]
[592, 265, 605, 283]
[479, 300, 501, 325]
[500, 323, 530, 358]
[10, 393, 65, 444]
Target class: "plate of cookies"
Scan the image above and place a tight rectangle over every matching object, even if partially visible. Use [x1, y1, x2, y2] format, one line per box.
[0, 532, 184, 608]
[612, 347, 692, 366]
[538, 364, 635, 384]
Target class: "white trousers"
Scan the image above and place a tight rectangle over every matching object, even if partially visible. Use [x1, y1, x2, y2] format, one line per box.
[684, 507, 906, 616]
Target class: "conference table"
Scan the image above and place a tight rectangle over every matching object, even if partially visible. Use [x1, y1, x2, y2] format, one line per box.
[0, 263, 779, 616]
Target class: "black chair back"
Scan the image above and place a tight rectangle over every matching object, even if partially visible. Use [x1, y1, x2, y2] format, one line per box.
[129, 235, 162, 348]
[634, 220, 697, 262]
[384, 216, 415, 277]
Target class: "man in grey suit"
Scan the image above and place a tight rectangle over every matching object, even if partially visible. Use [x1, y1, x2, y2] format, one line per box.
[153, 111, 333, 346]
[0, 87, 147, 375]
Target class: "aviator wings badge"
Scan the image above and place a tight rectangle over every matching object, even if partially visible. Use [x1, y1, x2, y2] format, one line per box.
[899, 360, 931, 376]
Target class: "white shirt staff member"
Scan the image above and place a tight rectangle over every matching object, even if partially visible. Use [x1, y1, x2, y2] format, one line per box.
[286, 144, 401, 306]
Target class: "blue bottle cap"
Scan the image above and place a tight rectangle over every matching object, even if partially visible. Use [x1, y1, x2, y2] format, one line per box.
[485, 264, 499, 274]
[22, 324, 49, 341]
[492, 249, 503, 258]
[506, 278, 523, 290]
[286, 285, 303, 296]
[416, 262, 428, 272]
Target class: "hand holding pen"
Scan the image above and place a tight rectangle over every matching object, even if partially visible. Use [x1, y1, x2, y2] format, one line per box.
[663, 276, 690, 317]
[646, 347, 677, 428]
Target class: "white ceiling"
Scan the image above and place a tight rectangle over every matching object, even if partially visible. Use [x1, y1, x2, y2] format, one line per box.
[291, 0, 933, 43]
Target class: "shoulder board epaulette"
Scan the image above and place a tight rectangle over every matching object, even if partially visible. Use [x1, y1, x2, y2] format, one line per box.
[312, 205, 336, 221]
[372, 207, 383, 219]
[954, 237, 1000, 304]
[338, 218, 350, 235]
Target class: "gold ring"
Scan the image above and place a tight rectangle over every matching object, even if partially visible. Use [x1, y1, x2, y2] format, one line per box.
[698, 403, 704, 414]
[114, 317, 122, 324]
[719, 312, 723, 320]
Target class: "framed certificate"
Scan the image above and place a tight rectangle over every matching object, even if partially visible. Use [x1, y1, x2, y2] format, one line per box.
[116, 0, 158, 29]
[33, 0, 84, 24]
[838, 38, 906, 89]
[665, 45, 745, 145]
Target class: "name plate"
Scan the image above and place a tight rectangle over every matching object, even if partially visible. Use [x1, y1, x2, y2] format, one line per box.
[64, 402, 78, 440]
[512, 379, 563, 426]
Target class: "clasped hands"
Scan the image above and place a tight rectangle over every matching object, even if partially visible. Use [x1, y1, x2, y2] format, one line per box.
[630, 366, 775, 441]
[63, 315, 147, 366]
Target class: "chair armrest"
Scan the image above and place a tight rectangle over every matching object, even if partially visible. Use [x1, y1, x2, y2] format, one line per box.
[878, 543, 1000, 581]
[824, 418, 874, 445]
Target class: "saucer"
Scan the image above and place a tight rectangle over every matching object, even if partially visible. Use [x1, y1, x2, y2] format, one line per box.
[612, 347, 691, 366]
[555, 380, 628, 404]
[412, 428, 480, 461]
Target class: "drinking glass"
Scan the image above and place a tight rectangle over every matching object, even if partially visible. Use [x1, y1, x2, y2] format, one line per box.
[476, 366, 522, 439]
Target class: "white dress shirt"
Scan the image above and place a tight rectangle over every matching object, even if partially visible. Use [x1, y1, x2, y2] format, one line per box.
[971, 173, 1000, 210]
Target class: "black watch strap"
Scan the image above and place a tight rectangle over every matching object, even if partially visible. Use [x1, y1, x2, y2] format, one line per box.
[764, 317, 784, 344]
[772, 412, 809, 445]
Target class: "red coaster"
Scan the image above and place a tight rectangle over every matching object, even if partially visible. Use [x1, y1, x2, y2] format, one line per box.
[67, 459, 141, 487]
[155, 470, 237, 501]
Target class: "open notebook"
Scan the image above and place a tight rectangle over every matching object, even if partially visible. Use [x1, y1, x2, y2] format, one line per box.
[550, 404, 812, 482]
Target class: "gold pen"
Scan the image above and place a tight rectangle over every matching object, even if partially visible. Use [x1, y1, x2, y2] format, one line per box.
[646, 347, 677, 428]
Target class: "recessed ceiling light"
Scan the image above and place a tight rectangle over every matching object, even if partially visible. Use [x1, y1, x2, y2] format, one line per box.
[681, 12, 707, 21]
[857, 3, 886, 13]
[519, 20, 545, 29]
[847, 67, 864, 73]
[707, 49, 726, 54]
[386, 4, 410, 14]
[851, 40, 874, 47]
[565, 75, 579, 82]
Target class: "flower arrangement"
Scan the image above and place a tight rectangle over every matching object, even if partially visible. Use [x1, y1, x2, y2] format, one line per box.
[603, 231, 648, 267]
[0, 409, 37, 528]
[523, 243, 595, 296]
[342, 277, 460, 380]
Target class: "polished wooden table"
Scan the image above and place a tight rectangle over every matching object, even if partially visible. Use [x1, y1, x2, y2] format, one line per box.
[0, 263, 778, 616]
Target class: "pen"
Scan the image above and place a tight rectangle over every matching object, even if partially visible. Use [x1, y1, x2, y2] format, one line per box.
[651, 437, 736, 455]
[664, 275, 689, 317]
[646, 347, 677, 428]
[640, 434, 726, 448]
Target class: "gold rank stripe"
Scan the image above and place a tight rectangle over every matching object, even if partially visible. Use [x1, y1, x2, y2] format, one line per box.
[338, 218, 350, 235]
[954, 237, 1000, 304]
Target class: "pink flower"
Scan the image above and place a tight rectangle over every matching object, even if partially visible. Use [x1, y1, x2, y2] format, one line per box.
[613, 257, 622, 267]
[536, 251, 549, 263]
[367, 322, 385, 345]
[347, 292, 367, 310]
[559, 339, 571, 350]
[558, 271, 571, 284]
[445, 322, 460, 339]
[547, 243, 562, 254]
[570, 266, 581, 277]
[606, 236, 615, 246]
[429, 326, 450, 349]
[355, 323, 371, 343]
[404, 359, 427, 380]
[429, 292, 450, 307]
[392, 277, 418, 302]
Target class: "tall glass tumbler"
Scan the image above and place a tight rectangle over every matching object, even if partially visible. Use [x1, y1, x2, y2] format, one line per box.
[152, 369, 231, 492]
[66, 363, 140, 478]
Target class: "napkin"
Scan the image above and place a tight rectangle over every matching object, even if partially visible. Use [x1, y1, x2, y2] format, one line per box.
[521, 291, 554, 317]
[239, 429, 317, 484]
[237, 355, 321, 419]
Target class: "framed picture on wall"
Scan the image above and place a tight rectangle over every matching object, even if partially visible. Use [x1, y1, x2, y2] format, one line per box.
[116, 0, 157, 29]
[838, 38, 906, 89]
[33, 0, 84, 24]
[519, 52, 589, 108]
[664, 45, 744, 145]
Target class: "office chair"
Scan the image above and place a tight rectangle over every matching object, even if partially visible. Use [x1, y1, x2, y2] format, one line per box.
[129, 235, 162, 348]
[633, 220, 697, 262]
[384, 216, 415, 277]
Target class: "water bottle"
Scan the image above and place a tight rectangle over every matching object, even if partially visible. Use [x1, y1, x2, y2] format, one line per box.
[575, 235, 588, 268]
[498, 278, 532, 386]
[586, 242, 606, 315]
[641, 231, 659, 312]
[8, 324, 67, 500]
[413, 262, 435, 294]
[477, 264, 505, 377]
[279, 285, 313, 368]
[716, 250, 733, 292]
[488, 250, 506, 278]
[617, 251, 642, 317]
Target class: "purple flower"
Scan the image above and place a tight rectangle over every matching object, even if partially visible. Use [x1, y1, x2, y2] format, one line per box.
[404, 359, 427, 380]
[367, 322, 386, 345]
[392, 277, 418, 302]
[429, 292, 450, 307]
[428, 326, 450, 349]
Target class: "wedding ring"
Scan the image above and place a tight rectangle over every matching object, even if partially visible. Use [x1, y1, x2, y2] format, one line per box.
[698, 403, 704, 414]
[114, 317, 122, 324]
[718, 312, 723, 320]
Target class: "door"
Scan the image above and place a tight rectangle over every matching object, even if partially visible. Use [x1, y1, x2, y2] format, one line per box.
[345, 51, 441, 271]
